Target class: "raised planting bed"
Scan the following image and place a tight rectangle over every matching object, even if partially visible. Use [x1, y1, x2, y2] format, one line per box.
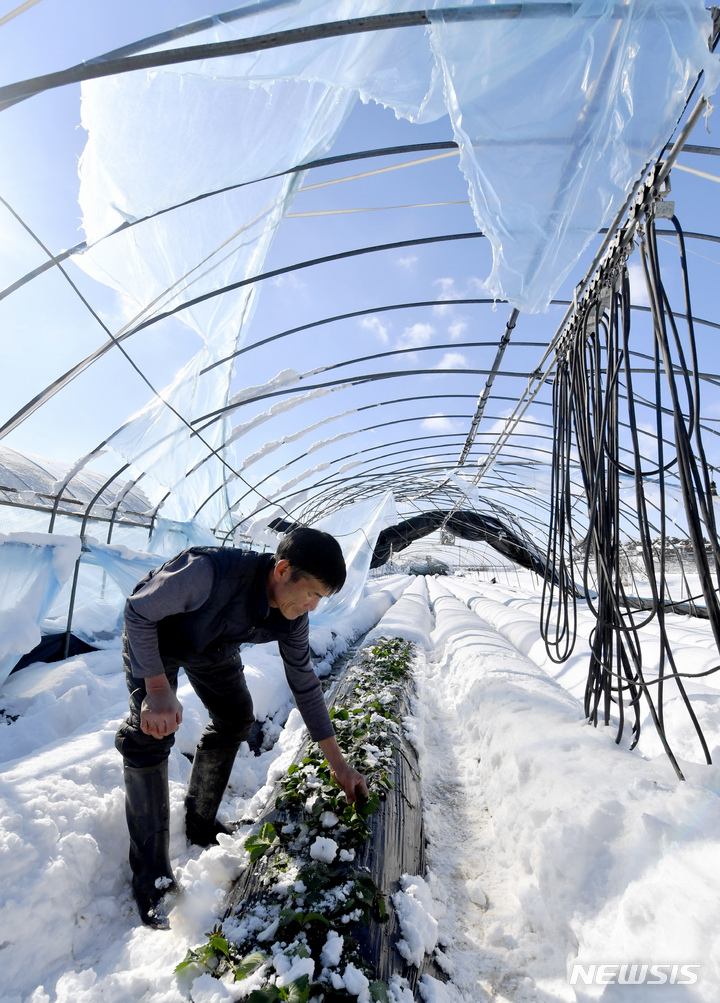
[176, 637, 445, 1002]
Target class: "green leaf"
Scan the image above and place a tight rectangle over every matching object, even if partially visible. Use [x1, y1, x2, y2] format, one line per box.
[287, 763, 298, 775]
[248, 988, 282, 1003]
[353, 791, 380, 820]
[245, 822, 277, 862]
[279, 908, 303, 929]
[235, 951, 267, 981]
[207, 930, 230, 959]
[370, 981, 391, 1003]
[287, 943, 311, 959]
[286, 975, 311, 1003]
[174, 954, 202, 974]
[302, 911, 330, 926]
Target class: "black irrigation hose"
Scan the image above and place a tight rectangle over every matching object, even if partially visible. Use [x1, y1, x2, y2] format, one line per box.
[540, 361, 578, 663]
[542, 208, 720, 778]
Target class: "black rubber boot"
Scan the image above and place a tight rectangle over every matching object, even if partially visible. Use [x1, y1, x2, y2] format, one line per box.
[185, 746, 240, 847]
[124, 761, 176, 928]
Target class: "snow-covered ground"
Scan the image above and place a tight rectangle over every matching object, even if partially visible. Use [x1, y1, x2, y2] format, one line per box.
[1, 570, 719, 1002]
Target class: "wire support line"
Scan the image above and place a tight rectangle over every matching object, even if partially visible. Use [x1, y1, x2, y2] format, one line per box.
[122, 232, 486, 339]
[201, 299, 505, 375]
[0, 141, 462, 306]
[0, 5, 627, 112]
[0, 0, 44, 28]
[0, 198, 305, 523]
[673, 162, 720, 184]
[191, 367, 538, 431]
[458, 308, 520, 468]
[193, 427, 485, 519]
[227, 443, 495, 515]
[286, 198, 468, 217]
[200, 293, 720, 380]
[0, 230, 484, 442]
[297, 149, 459, 192]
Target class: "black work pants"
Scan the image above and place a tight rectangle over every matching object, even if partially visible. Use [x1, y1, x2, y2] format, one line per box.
[115, 636, 255, 769]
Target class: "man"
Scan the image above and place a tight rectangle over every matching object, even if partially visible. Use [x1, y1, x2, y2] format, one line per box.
[115, 527, 368, 927]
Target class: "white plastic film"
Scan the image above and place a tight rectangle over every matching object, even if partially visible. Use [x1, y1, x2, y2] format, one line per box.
[310, 489, 398, 623]
[0, 534, 81, 686]
[73, 0, 719, 526]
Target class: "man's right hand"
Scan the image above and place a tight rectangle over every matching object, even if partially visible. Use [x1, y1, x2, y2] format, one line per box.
[140, 673, 183, 738]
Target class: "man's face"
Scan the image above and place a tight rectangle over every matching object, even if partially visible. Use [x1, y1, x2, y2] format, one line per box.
[269, 560, 332, 620]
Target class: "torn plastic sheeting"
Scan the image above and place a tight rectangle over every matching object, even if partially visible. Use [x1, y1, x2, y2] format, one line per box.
[0, 534, 81, 687]
[79, 76, 355, 519]
[310, 490, 398, 625]
[70, 0, 720, 522]
[429, 1, 720, 310]
[82, 539, 162, 596]
[77, 1, 719, 326]
[267, 492, 398, 623]
[147, 516, 217, 558]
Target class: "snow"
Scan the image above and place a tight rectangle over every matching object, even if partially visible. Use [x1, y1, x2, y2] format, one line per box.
[0, 570, 719, 1001]
[224, 387, 338, 449]
[342, 962, 370, 998]
[275, 955, 314, 988]
[392, 874, 441, 966]
[309, 835, 338, 863]
[321, 930, 344, 968]
[227, 369, 301, 408]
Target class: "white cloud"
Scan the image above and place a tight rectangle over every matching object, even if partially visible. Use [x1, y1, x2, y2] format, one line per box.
[422, 415, 461, 433]
[627, 261, 650, 307]
[397, 322, 435, 350]
[270, 272, 306, 290]
[359, 315, 390, 344]
[432, 278, 457, 314]
[396, 255, 418, 270]
[448, 318, 468, 340]
[433, 276, 490, 317]
[435, 352, 469, 370]
[467, 276, 490, 295]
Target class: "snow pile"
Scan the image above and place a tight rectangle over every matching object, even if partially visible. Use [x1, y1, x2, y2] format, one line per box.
[392, 873, 441, 967]
[399, 576, 720, 1000]
[309, 573, 411, 667]
[365, 575, 434, 650]
[1, 569, 719, 1001]
[309, 836, 338, 863]
[320, 929, 344, 968]
[444, 574, 720, 764]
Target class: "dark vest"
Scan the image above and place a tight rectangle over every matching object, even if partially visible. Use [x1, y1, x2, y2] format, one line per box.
[132, 547, 307, 668]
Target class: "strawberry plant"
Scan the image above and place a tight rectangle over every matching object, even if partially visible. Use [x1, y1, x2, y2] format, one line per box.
[176, 638, 415, 1002]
